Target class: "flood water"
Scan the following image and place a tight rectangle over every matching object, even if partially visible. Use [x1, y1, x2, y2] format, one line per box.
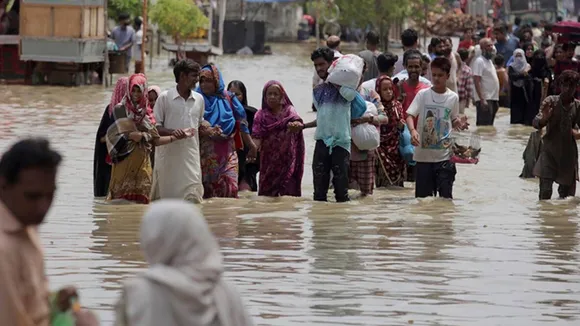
[1, 43, 580, 326]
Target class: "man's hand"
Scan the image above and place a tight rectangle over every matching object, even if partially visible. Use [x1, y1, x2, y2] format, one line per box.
[171, 129, 187, 139]
[480, 100, 489, 111]
[287, 121, 304, 133]
[411, 129, 420, 146]
[56, 286, 78, 312]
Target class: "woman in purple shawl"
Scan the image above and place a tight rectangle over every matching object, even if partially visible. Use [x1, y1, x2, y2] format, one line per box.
[252, 80, 305, 197]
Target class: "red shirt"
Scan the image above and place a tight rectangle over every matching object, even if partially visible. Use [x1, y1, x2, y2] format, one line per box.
[401, 81, 430, 128]
[458, 39, 474, 50]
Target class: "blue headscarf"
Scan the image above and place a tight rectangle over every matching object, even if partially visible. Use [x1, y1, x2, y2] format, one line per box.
[195, 64, 248, 135]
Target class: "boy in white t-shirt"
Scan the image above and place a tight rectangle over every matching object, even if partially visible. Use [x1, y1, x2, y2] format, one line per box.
[406, 57, 469, 198]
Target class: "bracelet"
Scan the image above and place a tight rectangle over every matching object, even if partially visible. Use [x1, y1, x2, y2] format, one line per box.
[170, 136, 174, 143]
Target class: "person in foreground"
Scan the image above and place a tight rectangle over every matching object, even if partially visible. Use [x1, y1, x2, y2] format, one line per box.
[0, 138, 97, 325]
[114, 199, 254, 326]
[106, 73, 177, 204]
[406, 57, 469, 199]
[532, 70, 580, 200]
[196, 64, 258, 199]
[253, 80, 305, 197]
[152, 59, 218, 204]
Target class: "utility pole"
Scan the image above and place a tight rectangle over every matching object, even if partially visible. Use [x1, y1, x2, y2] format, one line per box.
[141, 0, 148, 75]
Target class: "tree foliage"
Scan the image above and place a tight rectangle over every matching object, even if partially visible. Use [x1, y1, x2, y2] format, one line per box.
[150, 0, 209, 43]
[108, 0, 144, 21]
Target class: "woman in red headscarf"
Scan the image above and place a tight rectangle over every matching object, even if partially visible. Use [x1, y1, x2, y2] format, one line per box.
[252, 80, 305, 197]
[105, 73, 177, 204]
[375, 75, 407, 187]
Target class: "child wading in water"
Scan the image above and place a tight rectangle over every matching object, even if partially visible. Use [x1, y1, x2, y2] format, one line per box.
[532, 70, 580, 200]
[406, 57, 469, 198]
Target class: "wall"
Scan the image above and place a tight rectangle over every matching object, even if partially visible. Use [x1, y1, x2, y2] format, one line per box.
[226, 0, 302, 41]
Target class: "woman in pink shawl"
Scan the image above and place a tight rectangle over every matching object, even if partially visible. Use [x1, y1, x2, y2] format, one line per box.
[252, 81, 305, 197]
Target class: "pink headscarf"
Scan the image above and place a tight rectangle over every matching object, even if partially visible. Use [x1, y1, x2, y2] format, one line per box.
[148, 85, 161, 98]
[108, 77, 129, 116]
[124, 74, 156, 124]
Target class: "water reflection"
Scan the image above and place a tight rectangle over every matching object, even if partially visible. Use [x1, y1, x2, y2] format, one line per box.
[0, 43, 579, 325]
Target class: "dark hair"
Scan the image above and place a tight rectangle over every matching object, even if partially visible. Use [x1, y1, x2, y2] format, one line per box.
[430, 57, 451, 74]
[531, 21, 538, 28]
[522, 42, 534, 54]
[327, 38, 340, 50]
[457, 48, 469, 62]
[173, 59, 201, 83]
[430, 37, 444, 48]
[134, 16, 142, 28]
[493, 54, 505, 67]
[227, 80, 248, 106]
[401, 29, 418, 48]
[118, 13, 130, 21]
[493, 23, 508, 34]
[557, 70, 580, 89]
[365, 31, 380, 46]
[403, 49, 422, 66]
[544, 23, 553, 31]
[0, 138, 62, 185]
[515, 17, 522, 25]
[557, 16, 563, 22]
[377, 52, 398, 73]
[311, 47, 335, 63]
[443, 36, 453, 45]
[421, 54, 431, 63]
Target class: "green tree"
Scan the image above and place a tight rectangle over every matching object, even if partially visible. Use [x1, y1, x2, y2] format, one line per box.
[334, 0, 412, 51]
[150, 0, 209, 57]
[108, 0, 144, 21]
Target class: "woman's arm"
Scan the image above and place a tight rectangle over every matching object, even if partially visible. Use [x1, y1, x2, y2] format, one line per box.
[253, 138, 262, 151]
[153, 135, 176, 146]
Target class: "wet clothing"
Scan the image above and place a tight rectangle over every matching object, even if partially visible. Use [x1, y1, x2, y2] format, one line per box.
[415, 161, 457, 198]
[94, 105, 114, 197]
[349, 151, 376, 195]
[0, 200, 50, 326]
[475, 100, 499, 126]
[508, 66, 533, 125]
[376, 99, 407, 187]
[313, 140, 350, 202]
[252, 81, 304, 197]
[196, 64, 250, 199]
[533, 96, 580, 199]
[520, 130, 542, 178]
[238, 105, 259, 192]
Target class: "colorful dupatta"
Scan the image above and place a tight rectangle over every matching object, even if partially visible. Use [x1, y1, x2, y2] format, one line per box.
[375, 76, 407, 187]
[253, 81, 305, 197]
[106, 74, 158, 163]
[195, 64, 249, 140]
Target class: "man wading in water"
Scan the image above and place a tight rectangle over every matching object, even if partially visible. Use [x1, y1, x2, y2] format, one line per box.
[533, 70, 580, 200]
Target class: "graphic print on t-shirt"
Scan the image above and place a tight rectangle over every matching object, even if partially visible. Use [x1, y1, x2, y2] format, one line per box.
[421, 105, 452, 149]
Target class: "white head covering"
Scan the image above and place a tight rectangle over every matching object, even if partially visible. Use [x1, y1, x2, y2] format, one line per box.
[509, 49, 529, 73]
[119, 200, 254, 326]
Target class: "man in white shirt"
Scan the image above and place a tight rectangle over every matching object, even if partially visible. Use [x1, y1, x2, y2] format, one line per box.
[133, 16, 144, 73]
[472, 38, 500, 126]
[152, 59, 220, 203]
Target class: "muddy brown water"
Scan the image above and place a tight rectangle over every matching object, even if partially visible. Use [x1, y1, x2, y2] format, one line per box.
[1, 43, 579, 325]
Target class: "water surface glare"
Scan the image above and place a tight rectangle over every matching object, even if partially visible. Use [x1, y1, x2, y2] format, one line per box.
[1, 44, 579, 325]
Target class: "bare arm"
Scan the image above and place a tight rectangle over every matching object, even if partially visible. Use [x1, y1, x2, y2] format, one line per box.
[473, 76, 485, 104]
[156, 126, 174, 137]
[406, 115, 416, 132]
[253, 138, 262, 150]
[153, 135, 176, 146]
[303, 120, 317, 129]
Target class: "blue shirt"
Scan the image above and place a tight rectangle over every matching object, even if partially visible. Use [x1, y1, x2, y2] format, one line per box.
[314, 86, 366, 153]
[495, 37, 520, 63]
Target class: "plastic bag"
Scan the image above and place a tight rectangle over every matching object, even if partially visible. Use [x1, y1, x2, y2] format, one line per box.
[399, 124, 416, 164]
[450, 131, 481, 164]
[352, 102, 380, 151]
[326, 54, 365, 89]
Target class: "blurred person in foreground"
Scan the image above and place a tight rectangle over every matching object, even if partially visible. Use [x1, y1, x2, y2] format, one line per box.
[0, 138, 97, 325]
[114, 199, 254, 326]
